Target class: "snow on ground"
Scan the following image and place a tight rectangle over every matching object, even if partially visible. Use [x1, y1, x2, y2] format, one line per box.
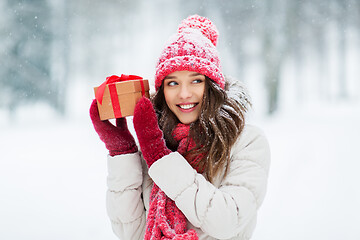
[0, 100, 359, 240]
[251, 101, 360, 240]
[0, 104, 118, 240]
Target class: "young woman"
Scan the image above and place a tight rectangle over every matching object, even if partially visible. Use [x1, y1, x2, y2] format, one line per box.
[90, 15, 270, 240]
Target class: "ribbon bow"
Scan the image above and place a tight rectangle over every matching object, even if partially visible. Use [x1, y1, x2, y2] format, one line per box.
[96, 74, 143, 105]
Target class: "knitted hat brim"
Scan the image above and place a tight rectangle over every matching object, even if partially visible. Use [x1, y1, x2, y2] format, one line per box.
[155, 55, 225, 90]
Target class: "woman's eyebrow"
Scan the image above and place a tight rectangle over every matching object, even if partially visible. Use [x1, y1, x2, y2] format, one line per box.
[189, 73, 205, 79]
[164, 73, 203, 80]
[164, 75, 177, 80]
[189, 73, 203, 77]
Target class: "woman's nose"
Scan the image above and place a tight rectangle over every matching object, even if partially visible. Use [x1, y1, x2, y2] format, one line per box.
[178, 85, 192, 99]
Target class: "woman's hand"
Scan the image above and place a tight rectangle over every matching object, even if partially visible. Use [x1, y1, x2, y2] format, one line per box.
[133, 97, 171, 167]
[89, 99, 138, 156]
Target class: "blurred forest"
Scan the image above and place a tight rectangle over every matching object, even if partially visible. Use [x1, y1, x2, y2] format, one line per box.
[1, 0, 359, 116]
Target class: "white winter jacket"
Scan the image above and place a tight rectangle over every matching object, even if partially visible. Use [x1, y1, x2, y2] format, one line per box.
[106, 124, 270, 240]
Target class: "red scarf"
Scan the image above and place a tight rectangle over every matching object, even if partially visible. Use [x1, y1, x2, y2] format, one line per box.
[144, 123, 203, 240]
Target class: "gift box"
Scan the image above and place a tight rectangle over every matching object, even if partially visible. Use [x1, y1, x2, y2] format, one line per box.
[94, 75, 150, 120]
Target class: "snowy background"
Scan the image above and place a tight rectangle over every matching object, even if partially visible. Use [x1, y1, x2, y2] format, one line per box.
[1, 0, 360, 239]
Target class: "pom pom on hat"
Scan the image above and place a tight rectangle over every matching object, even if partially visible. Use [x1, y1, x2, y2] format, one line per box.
[177, 14, 219, 47]
[155, 15, 225, 91]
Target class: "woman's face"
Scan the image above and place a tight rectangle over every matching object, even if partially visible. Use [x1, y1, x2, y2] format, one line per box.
[163, 71, 205, 124]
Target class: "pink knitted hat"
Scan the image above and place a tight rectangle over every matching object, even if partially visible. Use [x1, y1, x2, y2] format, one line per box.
[155, 15, 225, 90]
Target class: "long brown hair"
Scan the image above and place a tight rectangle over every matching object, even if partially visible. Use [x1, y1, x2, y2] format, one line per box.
[152, 76, 251, 183]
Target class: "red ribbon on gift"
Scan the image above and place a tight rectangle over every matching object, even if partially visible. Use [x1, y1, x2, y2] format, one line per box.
[96, 74, 144, 118]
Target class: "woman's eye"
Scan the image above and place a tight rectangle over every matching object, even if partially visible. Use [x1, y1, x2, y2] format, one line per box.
[193, 79, 203, 84]
[167, 81, 178, 86]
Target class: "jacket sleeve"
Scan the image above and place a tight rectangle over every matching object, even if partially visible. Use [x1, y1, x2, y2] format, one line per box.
[148, 125, 270, 239]
[106, 152, 146, 240]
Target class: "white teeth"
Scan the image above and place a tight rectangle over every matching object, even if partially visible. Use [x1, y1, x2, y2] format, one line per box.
[179, 104, 196, 109]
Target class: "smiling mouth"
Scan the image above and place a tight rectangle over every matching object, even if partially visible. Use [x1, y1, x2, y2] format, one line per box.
[177, 103, 198, 110]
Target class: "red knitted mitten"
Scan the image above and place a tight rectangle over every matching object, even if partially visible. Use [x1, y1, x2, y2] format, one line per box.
[133, 97, 171, 168]
[89, 99, 138, 156]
